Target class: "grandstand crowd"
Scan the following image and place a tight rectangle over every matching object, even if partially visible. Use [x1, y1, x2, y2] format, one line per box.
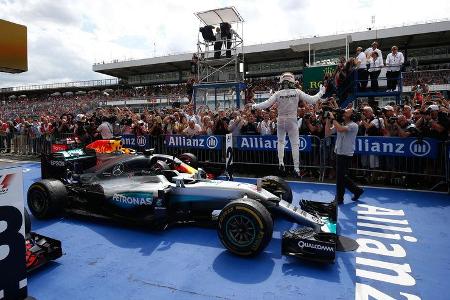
[1, 41, 449, 155]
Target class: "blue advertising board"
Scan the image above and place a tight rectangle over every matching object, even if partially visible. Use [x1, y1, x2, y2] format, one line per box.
[165, 135, 222, 150]
[235, 135, 313, 152]
[353, 137, 438, 158]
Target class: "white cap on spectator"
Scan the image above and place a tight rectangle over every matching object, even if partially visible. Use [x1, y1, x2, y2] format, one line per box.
[428, 104, 439, 111]
[383, 105, 394, 111]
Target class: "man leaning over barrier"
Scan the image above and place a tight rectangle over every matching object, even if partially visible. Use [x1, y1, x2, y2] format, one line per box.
[251, 72, 325, 177]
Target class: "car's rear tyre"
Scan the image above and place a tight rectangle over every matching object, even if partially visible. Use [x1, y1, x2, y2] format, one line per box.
[27, 179, 67, 219]
[261, 176, 293, 203]
[178, 153, 198, 169]
[24, 208, 31, 234]
[218, 198, 273, 257]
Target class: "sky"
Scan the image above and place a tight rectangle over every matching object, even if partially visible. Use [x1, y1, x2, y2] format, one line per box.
[1, 0, 449, 88]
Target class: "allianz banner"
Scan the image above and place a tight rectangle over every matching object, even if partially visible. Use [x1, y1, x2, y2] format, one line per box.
[165, 135, 222, 150]
[235, 135, 313, 151]
[121, 135, 149, 148]
[354, 137, 439, 158]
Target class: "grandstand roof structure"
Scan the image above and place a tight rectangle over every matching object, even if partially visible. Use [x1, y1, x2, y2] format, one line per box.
[93, 20, 450, 79]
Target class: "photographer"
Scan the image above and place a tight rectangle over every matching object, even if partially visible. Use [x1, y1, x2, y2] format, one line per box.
[360, 106, 385, 169]
[325, 109, 364, 204]
[389, 115, 414, 138]
[299, 108, 322, 136]
[415, 105, 448, 140]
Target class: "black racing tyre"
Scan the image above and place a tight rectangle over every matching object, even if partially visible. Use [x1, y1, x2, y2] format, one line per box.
[218, 198, 273, 257]
[27, 179, 67, 219]
[261, 176, 293, 204]
[150, 160, 171, 175]
[178, 153, 198, 169]
[24, 208, 31, 234]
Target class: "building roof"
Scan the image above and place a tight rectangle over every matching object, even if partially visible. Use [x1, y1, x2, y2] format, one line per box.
[93, 20, 450, 78]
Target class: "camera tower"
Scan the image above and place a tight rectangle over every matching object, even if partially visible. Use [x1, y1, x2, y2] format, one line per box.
[193, 7, 246, 111]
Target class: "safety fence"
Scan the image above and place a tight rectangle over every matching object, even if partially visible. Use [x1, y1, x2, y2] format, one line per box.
[118, 134, 448, 190]
[0, 133, 448, 191]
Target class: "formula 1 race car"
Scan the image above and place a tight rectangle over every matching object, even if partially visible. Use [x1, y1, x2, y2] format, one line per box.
[28, 154, 337, 262]
[41, 139, 220, 181]
[24, 209, 63, 272]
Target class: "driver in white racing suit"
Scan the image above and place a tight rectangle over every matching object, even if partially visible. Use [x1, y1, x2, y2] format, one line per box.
[251, 72, 325, 176]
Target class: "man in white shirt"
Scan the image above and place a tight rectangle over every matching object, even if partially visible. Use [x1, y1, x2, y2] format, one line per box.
[252, 72, 325, 176]
[183, 120, 202, 136]
[97, 117, 113, 139]
[385, 46, 404, 91]
[365, 41, 383, 62]
[355, 47, 368, 92]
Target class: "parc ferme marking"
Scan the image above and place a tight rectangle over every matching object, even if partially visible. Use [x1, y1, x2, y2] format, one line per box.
[354, 204, 421, 300]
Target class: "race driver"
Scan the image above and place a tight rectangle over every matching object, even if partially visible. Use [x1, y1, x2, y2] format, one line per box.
[251, 72, 325, 177]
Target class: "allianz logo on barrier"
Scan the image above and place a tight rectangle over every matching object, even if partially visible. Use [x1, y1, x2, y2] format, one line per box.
[239, 136, 308, 150]
[166, 135, 219, 149]
[356, 138, 431, 157]
[137, 136, 146, 147]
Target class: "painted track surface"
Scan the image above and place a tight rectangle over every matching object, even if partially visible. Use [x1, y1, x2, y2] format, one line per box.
[18, 162, 449, 300]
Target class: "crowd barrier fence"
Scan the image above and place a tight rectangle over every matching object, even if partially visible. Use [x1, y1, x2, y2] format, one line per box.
[1, 133, 448, 191]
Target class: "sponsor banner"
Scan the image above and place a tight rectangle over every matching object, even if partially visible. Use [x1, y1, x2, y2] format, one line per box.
[0, 167, 28, 299]
[110, 192, 155, 209]
[235, 135, 313, 152]
[303, 65, 337, 90]
[354, 137, 438, 158]
[121, 135, 148, 148]
[165, 135, 222, 150]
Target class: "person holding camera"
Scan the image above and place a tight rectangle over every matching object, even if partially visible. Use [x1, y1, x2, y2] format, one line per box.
[360, 106, 385, 169]
[325, 109, 364, 204]
[415, 105, 448, 140]
[251, 72, 325, 177]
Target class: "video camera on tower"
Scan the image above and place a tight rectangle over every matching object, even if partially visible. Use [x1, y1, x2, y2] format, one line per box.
[199, 25, 216, 42]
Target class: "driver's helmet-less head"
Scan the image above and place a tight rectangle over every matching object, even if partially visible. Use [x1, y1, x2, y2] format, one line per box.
[279, 72, 296, 89]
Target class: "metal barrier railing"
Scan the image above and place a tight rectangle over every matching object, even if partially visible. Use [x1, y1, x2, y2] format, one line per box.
[1, 132, 448, 191]
[0, 135, 53, 156]
[321, 136, 448, 188]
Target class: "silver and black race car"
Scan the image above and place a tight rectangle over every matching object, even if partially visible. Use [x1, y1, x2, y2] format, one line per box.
[28, 150, 337, 263]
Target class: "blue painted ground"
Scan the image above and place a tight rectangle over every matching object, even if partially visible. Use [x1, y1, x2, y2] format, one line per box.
[18, 162, 450, 300]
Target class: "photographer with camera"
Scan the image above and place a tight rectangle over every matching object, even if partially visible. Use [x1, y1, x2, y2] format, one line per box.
[299, 106, 323, 136]
[415, 105, 448, 140]
[325, 109, 364, 204]
[360, 106, 385, 169]
[251, 72, 325, 177]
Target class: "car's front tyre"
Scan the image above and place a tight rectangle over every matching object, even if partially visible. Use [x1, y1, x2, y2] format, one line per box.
[217, 198, 273, 257]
